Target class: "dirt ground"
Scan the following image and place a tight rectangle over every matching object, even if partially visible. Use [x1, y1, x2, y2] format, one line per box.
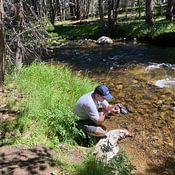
[0, 146, 61, 175]
[0, 137, 166, 175]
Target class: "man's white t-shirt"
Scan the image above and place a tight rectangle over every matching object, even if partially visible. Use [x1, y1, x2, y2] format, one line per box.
[73, 92, 109, 123]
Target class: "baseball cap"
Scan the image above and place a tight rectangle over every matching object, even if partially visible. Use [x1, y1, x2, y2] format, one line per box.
[94, 85, 113, 100]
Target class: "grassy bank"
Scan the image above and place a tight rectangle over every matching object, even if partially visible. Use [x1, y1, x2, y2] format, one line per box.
[4, 63, 95, 146]
[47, 17, 175, 46]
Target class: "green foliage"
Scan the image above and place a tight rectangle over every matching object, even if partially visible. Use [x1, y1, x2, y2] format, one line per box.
[47, 20, 100, 40]
[13, 62, 95, 145]
[74, 149, 135, 175]
[121, 20, 175, 39]
[46, 16, 175, 46]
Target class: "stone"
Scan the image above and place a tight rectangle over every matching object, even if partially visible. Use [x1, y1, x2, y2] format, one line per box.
[94, 129, 131, 162]
[155, 78, 175, 88]
[96, 36, 113, 45]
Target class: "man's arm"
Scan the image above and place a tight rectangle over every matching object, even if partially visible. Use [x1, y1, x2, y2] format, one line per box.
[96, 110, 106, 125]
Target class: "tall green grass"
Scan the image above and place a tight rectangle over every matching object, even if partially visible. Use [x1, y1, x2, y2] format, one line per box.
[14, 62, 96, 146]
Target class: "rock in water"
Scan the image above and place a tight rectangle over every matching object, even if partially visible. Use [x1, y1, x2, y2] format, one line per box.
[155, 78, 175, 88]
[96, 36, 113, 45]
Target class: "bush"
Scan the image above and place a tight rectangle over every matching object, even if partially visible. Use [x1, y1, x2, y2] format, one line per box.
[74, 149, 135, 175]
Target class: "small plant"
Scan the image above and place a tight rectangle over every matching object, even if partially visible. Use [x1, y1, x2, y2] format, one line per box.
[74, 149, 136, 175]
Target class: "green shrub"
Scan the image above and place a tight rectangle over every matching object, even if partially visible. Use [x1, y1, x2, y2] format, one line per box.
[74, 149, 135, 175]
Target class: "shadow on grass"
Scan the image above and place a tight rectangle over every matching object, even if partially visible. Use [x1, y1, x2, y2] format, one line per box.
[48, 20, 101, 40]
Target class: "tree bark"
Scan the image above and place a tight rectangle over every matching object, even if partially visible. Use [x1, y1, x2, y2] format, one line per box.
[108, 0, 120, 32]
[69, 0, 75, 19]
[145, 0, 154, 24]
[0, 0, 5, 87]
[166, 0, 175, 20]
[76, 0, 81, 20]
[98, 0, 105, 33]
[15, 0, 24, 70]
[138, 0, 141, 18]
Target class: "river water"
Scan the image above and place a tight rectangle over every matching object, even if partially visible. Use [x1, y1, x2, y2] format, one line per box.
[47, 40, 175, 174]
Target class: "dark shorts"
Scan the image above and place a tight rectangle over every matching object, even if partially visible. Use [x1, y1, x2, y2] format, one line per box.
[76, 119, 106, 134]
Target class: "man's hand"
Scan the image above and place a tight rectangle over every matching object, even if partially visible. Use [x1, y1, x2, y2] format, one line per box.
[103, 105, 119, 115]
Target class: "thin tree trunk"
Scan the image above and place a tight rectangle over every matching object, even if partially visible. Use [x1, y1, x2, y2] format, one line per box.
[108, 0, 120, 31]
[138, 0, 141, 18]
[145, 0, 154, 24]
[15, 0, 24, 70]
[114, 0, 120, 23]
[98, 0, 105, 34]
[70, 0, 75, 19]
[76, 0, 81, 20]
[0, 0, 5, 87]
[49, 0, 56, 25]
[166, 0, 175, 20]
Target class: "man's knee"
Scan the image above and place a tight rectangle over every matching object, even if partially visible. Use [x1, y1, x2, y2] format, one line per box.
[96, 126, 107, 135]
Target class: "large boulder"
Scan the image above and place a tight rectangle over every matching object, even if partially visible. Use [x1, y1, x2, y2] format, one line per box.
[94, 129, 131, 162]
[96, 36, 113, 45]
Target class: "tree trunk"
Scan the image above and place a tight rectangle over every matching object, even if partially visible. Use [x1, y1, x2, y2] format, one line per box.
[0, 0, 5, 87]
[145, 0, 154, 24]
[15, 0, 24, 70]
[108, 0, 114, 30]
[138, 0, 141, 18]
[114, 0, 120, 23]
[70, 0, 75, 19]
[76, 0, 81, 20]
[49, 0, 56, 25]
[98, 0, 105, 33]
[166, 0, 175, 20]
[108, 0, 120, 32]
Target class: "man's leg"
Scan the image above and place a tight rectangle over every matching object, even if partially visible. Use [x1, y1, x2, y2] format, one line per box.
[76, 120, 107, 137]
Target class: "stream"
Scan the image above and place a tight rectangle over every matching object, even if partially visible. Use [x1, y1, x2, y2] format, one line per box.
[46, 40, 175, 174]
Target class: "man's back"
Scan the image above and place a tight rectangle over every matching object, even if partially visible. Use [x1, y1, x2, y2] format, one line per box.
[73, 92, 99, 121]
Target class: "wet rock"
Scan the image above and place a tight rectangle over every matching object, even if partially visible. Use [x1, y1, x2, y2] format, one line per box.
[116, 84, 123, 90]
[155, 78, 175, 88]
[126, 105, 134, 113]
[96, 36, 113, 45]
[172, 107, 175, 112]
[132, 80, 138, 84]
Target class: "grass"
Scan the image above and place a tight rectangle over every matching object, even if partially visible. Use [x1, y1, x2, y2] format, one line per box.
[46, 14, 175, 45]
[47, 19, 101, 42]
[3, 62, 96, 146]
[121, 20, 175, 39]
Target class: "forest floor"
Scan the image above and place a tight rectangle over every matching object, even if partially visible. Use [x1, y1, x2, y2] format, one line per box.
[0, 87, 173, 175]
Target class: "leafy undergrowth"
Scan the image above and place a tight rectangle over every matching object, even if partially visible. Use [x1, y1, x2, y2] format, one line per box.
[73, 149, 135, 175]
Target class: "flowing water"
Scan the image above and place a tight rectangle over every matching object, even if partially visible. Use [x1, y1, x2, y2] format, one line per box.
[47, 40, 175, 174]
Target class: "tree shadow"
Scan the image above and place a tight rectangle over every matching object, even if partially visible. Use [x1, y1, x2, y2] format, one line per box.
[0, 146, 61, 175]
[49, 20, 101, 40]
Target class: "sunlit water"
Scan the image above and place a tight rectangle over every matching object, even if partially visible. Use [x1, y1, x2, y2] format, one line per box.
[46, 40, 175, 172]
